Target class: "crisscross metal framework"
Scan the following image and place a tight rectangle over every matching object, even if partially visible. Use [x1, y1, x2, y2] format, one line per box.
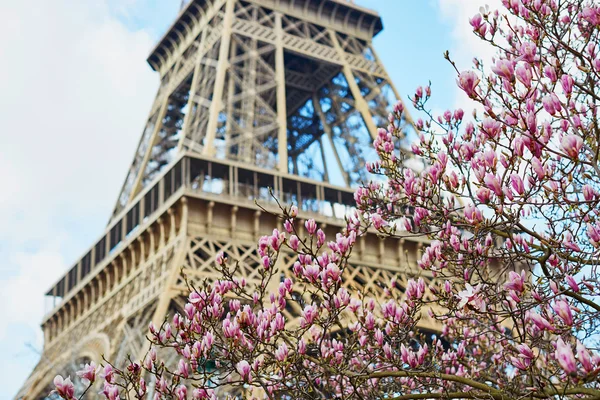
[111, 0, 415, 221]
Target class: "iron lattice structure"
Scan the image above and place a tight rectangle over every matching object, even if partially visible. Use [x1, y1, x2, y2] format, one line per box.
[17, 1, 434, 398]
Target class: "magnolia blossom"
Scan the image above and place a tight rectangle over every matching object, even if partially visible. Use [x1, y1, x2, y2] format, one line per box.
[52, 376, 74, 400]
[555, 338, 577, 375]
[102, 382, 120, 400]
[561, 134, 583, 159]
[76, 364, 96, 385]
[457, 283, 486, 311]
[457, 70, 480, 97]
[236, 360, 252, 383]
[491, 59, 515, 80]
[553, 299, 573, 326]
[504, 271, 525, 292]
[576, 340, 596, 374]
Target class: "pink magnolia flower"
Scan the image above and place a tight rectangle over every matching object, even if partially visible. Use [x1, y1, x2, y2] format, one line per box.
[469, 13, 483, 29]
[504, 270, 526, 292]
[513, 137, 525, 156]
[542, 95, 558, 115]
[544, 65, 557, 82]
[407, 278, 426, 300]
[143, 353, 153, 370]
[415, 86, 423, 99]
[102, 382, 120, 400]
[587, 223, 600, 246]
[275, 342, 289, 362]
[464, 205, 483, 224]
[400, 217, 412, 232]
[215, 251, 226, 265]
[156, 377, 168, 393]
[102, 364, 114, 384]
[383, 342, 394, 359]
[316, 229, 326, 247]
[491, 59, 515, 81]
[289, 234, 299, 251]
[482, 118, 502, 139]
[236, 360, 252, 383]
[576, 340, 595, 373]
[262, 255, 271, 269]
[301, 304, 318, 327]
[510, 355, 531, 370]
[394, 100, 404, 113]
[561, 134, 583, 158]
[581, 6, 600, 25]
[52, 375, 75, 400]
[454, 108, 464, 121]
[457, 71, 480, 98]
[325, 263, 341, 282]
[519, 41, 537, 62]
[303, 264, 320, 282]
[76, 361, 98, 384]
[553, 299, 573, 326]
[555, 338, 577, 375]
[177, 359, 190, 378]
[527, 310, 554, 331]
[175, 385, 188, 400]
[138, 378, 146, 397]
[516, 343, 535, 360]
[583, 184, 596, 201]
[371, 213, 387, 229]
[189, 291, 201, 304]
[298, 338, 307, 354]
[457, 283, 486, 311]
[305, 219, 317, 235]
[515, 64, 532, 87]
[510, 174, 525, 195]
[563, 232, 581, 252]
[193, 388, 215, 400]
[484, 173, 502, 196]
[560, 74, 574, 95]
[476, 187, 492, 203]
[565, 275, 580, 292]
[283, 219, 293, 233]
[531, 157, 545, 179]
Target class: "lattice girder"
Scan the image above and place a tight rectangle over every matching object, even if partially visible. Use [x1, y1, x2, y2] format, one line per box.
[109, 0, 414, 222]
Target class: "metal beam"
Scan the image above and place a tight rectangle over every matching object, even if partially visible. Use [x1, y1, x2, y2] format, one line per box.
[313, 93, 349, 187]
[128, 98, 170, 202]
[203, 0, 235, 157]
[329, 29, 378, 141]
[275, 12, 288, 173]
[177, 26, 209, 153]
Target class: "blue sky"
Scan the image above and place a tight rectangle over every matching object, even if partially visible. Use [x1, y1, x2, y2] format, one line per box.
[0, 0, 495, 397]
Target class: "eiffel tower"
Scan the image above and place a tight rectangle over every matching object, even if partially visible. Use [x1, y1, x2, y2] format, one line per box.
[17, 1, 438, 398]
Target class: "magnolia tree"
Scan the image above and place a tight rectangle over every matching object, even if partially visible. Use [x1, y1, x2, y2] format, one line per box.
[52, 0, 600, 399]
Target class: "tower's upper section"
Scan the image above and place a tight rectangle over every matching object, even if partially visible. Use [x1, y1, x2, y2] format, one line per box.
[110, 0, 413, 222]
[148, 0, 382, 75]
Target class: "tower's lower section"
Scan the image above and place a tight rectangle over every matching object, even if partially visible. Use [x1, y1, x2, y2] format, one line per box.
[17, 155, 436, 399]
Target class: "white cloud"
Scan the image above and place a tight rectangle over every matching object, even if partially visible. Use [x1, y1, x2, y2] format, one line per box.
[437, 0, 502, 111]
[0, 0, 161, 397]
